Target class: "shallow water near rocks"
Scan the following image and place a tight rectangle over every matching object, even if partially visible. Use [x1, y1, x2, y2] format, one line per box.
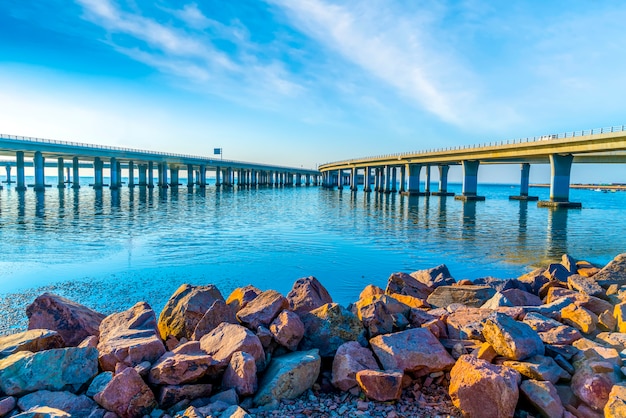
[0, 178, 625, 333]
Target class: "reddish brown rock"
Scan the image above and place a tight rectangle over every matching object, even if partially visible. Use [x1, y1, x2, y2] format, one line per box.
[0, 329, 64, 359]
[446, 307, 491, 340]
[520, 379, 565, 418]
[592, 253, 626, 287]
[97, 302, 166, 372]
[0, 396, 16, 416]
[356, 369, 403, 402]
[501, 288, 543, 306]
[385, 272, 433, 300]
[149, 341, 219, 385]
[222, 351, 258, 397]
[269, 310, 305, 351]
[286, 276, 333, 314]
[236, 290, 289, 330]
[331, 341, 379, 391]
[571, 361, 618, 412]
[482, 312, 545, 360]
[356, 299, 394, 338]
[158, 284, 224, 341]
[369, 328, 455, 376]
[517, 268, 550, 296]
[409, 264, 455, 288]
[94, 367, 157, 418]
[449, 354, 521, 418]
[190, 300, 238, 341]
[26, 293, 105, 347]
[226, 285, 261, 313]
[198, 322, 264, 369]
[157, 384, 212, 410]
[427, 285, 497, 309]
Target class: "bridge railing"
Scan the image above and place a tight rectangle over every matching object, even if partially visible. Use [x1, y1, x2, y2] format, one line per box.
[0, 134, 317, 172]
[321, 124, 626, 166]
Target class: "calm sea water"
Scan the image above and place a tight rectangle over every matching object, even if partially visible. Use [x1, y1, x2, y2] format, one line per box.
[0, 177, 624, 313]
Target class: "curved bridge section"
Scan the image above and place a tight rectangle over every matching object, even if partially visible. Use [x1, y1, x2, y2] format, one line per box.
[318, 125, 626, 208]
[0, 134, 321, 191]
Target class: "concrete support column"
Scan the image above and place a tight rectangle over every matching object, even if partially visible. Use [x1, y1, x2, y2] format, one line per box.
[128, 161, 135, 187]
[384, 166, 391, 193]
[424, 166, 431, 194]
[538, 154, 581, 208]
[93, 157, 103, 189]
[57, 158, 65, 188]
[215, 167, 221, 187]
[432, 165, 454, 196]
[373, 168, 379, 192]
[455, 160, 485, 201]
[399, 165, 406, 193]
[337, 170, 343, 190]
[305, 174, 311, 186]
[161, 163, 169, 189]
[4, 165, 12, 185]
[350, 168, 357, 191]
[34, 151, 46, 191]
[391, 166, 397, 193]
[148, 162, 154, 188]
[363, 167, 371, 192]
[403, 163, 422, 195]
[170, 166, 179, 187]
[187, 165, 194, 187]
[199, 165, 206, 188]
[16, 151, 26, 191]
[116, 161, 122, 188]
[70, 157, 79, 189]
[110, 157, 119, 190]
[138, 164, 147, 186]
[510, 163, 538, 201]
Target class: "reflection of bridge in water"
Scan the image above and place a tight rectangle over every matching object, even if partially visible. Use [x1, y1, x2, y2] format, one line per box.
[0, 134, 321, 192]
[320, 125, 626, 208]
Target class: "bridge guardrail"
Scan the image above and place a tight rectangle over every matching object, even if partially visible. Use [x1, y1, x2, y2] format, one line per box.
[0, 134, 318, 172]
[320, 124, 626, 167]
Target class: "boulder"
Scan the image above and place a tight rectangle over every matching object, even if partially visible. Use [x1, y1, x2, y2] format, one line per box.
[86, 372, 113, 398]
[298, 303, 365, 357]
[355, 370, 403, 402]
[94, 367, 157, 418]
[449, 354, 521, 418]
[481, 292, 513, 309]
[236, 290, 289, 330]
[199, 322, 264, 369]
[502, 355, 570, 383]
[269, 310, 305, 351]
[210, 388, 239, 405]
[384, 272, 433, 300]
[0, 347, 98, 396]
[523, 312, 566, 332]
[26, 293, 105, 346]
[568, 274, 606, 298]
[149, 341, 219, 385]
[577, 261, 601, 278]
[190, 300, 238, 341]
[157, 384, 212, 410]
[253, 349, 321, 406]
[538, 326, 582, 345]
[286, 276, 333, 314]
[17, 391, 96, 418]
[356, 299, 394, 338]
[221, 405, 251, 418]
[359, 285, 384, 300]
[0, 396, 16, 416]
[592, 253, 626, 287]
[571, 361, 619, 411]
[517, 268, 550, 296]
[501, 288, 543, 306]
[369, 328, 455, 376]
[331, 341, 379, 391]
[14, 407, 71, 418]
[561, 304, 598, 334]
[426, 285, 496, 308]
[97, 302, 166, 372]
[0, 329, 64, 359]
[222, 351, 257, 396]
[605, 384, 626, 418]
[520, 379, 565, 418]
[544, 263, 573, 282]
[409, 264, 455, 288]
[446, 307, 491, 340]
[482, 312, 544, 360]
[596, 332, 626, 351]
[561, 254, 578, 274]
[614, 302, 626, 333]
[158, 284, 224, 340]
[225, 285, 261, 313]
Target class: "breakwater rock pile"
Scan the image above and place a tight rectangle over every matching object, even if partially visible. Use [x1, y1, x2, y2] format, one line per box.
[1, 254, 626, 417]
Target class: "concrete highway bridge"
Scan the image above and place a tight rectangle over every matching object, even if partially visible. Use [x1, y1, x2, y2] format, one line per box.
[0, 134, 321, 191]
[319, 125, 626, 208]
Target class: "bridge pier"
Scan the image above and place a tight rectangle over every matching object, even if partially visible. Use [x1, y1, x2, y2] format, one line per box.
[538, 154, 581, 208]
[57, 158, 65, 188]
[363, 167, 372, 192]
[350, 167, 357, 191]
[138, 164, 147, 186]
[93, 158, 104, 189]
[431, 165, 454, 196]
[455, 160, 485, 201]
[170, 165, 180, 187]
[110, 158, 119, 190]
[3, 165, 13, 185]
[424, 165, 431, 194]
[33, 151, 47, 191]
[510, 163, 538, 201]
[16, 151, 26, 191]
[72, 157, 80, 189]
[128, 161, 135, 188]
[399, 165, 406, 193]
[391, 166, 397, 193]
[336, 169, 343, 190]
[384, 166, 392, 193]
[401, 163, 427, 196]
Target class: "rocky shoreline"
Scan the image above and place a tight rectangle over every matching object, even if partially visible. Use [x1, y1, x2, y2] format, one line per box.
[1, 254, 626, 417]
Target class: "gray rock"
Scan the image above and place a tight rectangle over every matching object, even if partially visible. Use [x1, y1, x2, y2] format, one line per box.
[0, 347, 98, 396]
[17, 391, 96, 418]
[426, 285, 496, 308]
[409, 264, 455, 288]
[520, 379, 565, 418]
[385, 272, 433, 300]
[86, 372, 113, 398]
[482, 312, 544, 360]
[568, 274, 606, 298]
[253, 349, 321, 406]
[593, 253, 626, 287]
[0, 329, 64, 359]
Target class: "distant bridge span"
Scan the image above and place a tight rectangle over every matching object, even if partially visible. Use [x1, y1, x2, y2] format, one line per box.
[319, 125, 626, 208]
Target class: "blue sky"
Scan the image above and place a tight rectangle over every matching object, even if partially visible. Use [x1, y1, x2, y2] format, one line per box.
[1, 0, 626, 182]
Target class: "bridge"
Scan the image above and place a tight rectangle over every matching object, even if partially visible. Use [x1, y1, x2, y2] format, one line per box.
[0, 134, 321, 191]
[318, 125, 626, 208]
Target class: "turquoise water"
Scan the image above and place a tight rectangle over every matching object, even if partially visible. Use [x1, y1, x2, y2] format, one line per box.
[0, 178, 624, 310]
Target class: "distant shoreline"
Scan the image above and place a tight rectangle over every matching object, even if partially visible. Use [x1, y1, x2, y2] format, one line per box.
[531, 183, 626, 191]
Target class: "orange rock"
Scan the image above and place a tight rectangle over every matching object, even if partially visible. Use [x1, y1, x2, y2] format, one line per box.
[226, 285, 262, 313]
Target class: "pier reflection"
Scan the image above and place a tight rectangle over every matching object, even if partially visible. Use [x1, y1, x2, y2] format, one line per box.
[545, 208, 569, 259]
